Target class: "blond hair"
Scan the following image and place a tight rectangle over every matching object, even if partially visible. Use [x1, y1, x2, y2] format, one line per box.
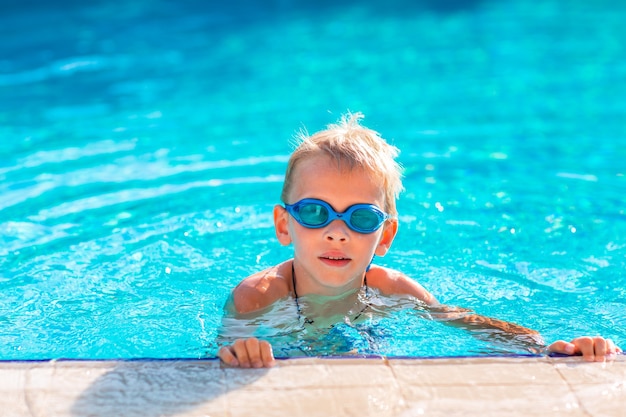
[281, 112, 403, 216]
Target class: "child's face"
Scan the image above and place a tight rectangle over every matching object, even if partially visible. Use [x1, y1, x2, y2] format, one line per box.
[274, 154, 397, 296]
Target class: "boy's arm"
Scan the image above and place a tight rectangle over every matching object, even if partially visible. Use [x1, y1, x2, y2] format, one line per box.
[430, 305, 622, 360]
[230, 262, 291, 314]
[371, 268, 621, 360]
[428, 304, 545, 351]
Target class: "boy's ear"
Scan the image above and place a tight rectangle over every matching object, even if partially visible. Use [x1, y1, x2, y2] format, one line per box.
[375, 218, 398, 256]
[273, 204, 292, 246]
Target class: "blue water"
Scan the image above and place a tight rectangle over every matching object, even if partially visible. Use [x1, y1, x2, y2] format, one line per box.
[1, 0, 625, 360]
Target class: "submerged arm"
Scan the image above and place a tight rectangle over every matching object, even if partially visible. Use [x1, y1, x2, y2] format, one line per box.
[425, 304, 621, 360]
[427, 304, 545, 353]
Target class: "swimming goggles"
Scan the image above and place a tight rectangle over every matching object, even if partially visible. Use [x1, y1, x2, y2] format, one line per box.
[284, 198, 390, 234]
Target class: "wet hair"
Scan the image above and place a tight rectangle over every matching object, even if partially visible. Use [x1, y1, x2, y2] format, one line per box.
[281, 112, 404, 216]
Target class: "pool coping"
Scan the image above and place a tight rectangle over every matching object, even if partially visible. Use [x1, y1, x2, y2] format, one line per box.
[1, 354, 624, 416]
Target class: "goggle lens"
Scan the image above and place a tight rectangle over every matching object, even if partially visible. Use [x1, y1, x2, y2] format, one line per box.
[350, 208, 380, 230]
[299, 203, 329, 226]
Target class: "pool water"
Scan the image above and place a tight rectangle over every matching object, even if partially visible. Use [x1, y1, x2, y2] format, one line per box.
[1, 0, 625, 360]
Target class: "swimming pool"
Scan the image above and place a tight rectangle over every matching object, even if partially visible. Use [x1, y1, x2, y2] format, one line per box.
[1, 0, 625, 360]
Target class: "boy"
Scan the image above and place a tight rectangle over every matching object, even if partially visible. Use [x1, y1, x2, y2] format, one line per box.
[218, 112, 621, 368]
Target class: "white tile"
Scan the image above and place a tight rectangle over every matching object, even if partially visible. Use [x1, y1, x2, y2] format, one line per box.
[401, 384, 581, 415]
[0, 401, 31, 417]
[224, 358, 396, 390]
[571, 382, 626, 417]
[24, 360, 227, 417]
[0, 364, 28, 390]
[390, 357, 565, 386]
[552, 356, 626, 385]
[224, 385, 405, 417]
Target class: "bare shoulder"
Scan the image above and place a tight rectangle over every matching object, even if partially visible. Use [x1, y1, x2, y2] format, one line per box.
[230, 260, 292, 315]
[366, 265, 438, 305]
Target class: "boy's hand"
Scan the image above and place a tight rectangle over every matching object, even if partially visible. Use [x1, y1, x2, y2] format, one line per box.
[218, 337, 276, 368]
[548, 336, 622, 362]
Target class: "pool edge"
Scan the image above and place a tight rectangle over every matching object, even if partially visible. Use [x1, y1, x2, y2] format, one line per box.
[1, 355, 624, 416]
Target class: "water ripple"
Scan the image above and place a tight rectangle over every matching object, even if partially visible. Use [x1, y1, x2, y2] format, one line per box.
[0, 139, 137, 175]
[514, 262, 596, 293]
[0, 221, 74, 256]
[0, 55, 117, 86]
[30, 175, 282, 221]
[0, 152, 287, 213]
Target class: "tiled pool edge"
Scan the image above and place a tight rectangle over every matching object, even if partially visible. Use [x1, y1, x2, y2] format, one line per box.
[1, 355, 624, 416]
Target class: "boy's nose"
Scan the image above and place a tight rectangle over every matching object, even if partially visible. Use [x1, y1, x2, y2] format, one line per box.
[324, 219, 349, 241]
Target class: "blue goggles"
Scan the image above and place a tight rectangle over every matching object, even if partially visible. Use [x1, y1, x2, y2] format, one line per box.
[284, 198, 390, 234]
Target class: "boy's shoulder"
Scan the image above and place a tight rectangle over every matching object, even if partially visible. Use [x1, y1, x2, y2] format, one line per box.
[367, 265, 437, 305]
[230, 261, 292, 315]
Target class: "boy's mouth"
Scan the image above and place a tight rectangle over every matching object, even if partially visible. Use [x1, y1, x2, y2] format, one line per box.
[319, 256, 351, 267]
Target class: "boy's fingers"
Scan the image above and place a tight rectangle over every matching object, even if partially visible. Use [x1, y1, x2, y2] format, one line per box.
[592, 336, 608, 359]
[218, 346, 239, 367]
[219, 338, 275, 368]
[570, 337, 595, 361]
[549, 337, 621, 362]
[232, 339, 253, 368]
[259, 340, 276, 367]
[244, 337, 264, 368]
[571, 337, 614, 362]
[574, 336, 607, 362]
